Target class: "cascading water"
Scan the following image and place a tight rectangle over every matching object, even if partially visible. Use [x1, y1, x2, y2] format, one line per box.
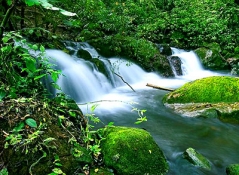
[45, 49, 113, 103]
[170, 47, 223, 80]
[44, 43, 238, 175]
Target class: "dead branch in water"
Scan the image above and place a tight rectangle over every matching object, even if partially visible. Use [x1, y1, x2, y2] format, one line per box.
[146, 83, 174, 91]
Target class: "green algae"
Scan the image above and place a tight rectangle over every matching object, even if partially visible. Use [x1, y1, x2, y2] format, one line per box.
[164, 76, 239, 104]
[100, 126, 168, 175]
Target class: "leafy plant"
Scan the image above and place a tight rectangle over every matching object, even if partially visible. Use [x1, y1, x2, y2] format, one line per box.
[0, 168, 8, 175]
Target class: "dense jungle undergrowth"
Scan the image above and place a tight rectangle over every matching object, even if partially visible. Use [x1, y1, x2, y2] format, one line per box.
[0, 0, 239, 174]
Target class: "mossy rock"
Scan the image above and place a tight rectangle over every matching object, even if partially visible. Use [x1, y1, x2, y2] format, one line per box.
[183, 147, 211, 170]
[100, 126, 168, 175]
[226, 164, 239, 175]
[77, 49, 92, 60]
[163, 76, 239, 104]
[163, 76, 239, 123]
[195, 43, 229, 70]
[90, 36, 174, 77]
[91, 58, 109, 79]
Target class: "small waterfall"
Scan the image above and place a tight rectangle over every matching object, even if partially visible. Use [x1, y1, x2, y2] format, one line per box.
[45, 50, 113, 103]
[44, 43, 228, 103]
[170, 47, 221, 80]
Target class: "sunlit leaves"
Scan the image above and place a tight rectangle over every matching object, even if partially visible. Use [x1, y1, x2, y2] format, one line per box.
[24, 0, 77, 16]
[24, 0, 40, 6]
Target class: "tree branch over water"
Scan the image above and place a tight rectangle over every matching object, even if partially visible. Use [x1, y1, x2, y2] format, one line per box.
[113, 72, 135, 92]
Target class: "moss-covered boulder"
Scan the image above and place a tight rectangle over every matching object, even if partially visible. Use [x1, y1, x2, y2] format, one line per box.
[90, 36, 174, 77]
[183, 147, 211, 170]
[164, 76, 239, 104]
[77, 49, 93, 60]
[99, 126, 168, 175]
[195, 42, 229, 70]
[226, 164, 239, 175]
[163, 76, 239, 123]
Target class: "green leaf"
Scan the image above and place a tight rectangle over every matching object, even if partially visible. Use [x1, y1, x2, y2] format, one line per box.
[52, 168, 64, 174]
[34, 74, 47, 80]
[69, 111, 76, 117]
[13, 122, 25, 132]
[25, 118, 37, 128]
[25, 58, 36, 72]
[90, 104, 99, 112]
[51, 71, 59, 82]
[31, 44, 38, 50]
[24, 0, 40, 6]
[2, 36, 10, 44]
[55, 163, 62, 167]
[0, 168, 8, 175]
[40, 45, 45, 52]
[0, 90, 6, 101]
[107, 122, 114, 126]
[7, 0, 12, 5]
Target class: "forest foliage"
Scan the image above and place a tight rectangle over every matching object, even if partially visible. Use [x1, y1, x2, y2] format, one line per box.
[0, 0, 238, 99]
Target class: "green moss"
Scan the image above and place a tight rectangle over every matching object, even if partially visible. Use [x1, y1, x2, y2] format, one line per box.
[226, 164, 239, 175]
[100, 126, 168, 175]
[89, 36, 173, 77]
[164, 76, 239, 104]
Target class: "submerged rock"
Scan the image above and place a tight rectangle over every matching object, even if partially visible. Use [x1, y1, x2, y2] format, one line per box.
[183, 147, 211, 170]
[99, 126, 169, 175]
[226, 164, 239, 175]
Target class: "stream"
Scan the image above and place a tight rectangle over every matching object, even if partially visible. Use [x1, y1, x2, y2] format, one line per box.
[45, 42, 239, 175]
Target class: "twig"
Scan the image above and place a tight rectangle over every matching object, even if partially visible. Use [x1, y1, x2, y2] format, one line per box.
[113, 72, 135, 92]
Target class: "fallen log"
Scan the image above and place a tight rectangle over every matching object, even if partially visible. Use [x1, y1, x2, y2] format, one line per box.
[146, 83, 174, 91]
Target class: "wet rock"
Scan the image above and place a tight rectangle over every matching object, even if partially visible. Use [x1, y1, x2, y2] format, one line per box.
[168, 56, 182, 76]
[77, 49, 92, 60]
[157, 44, 172, 56]
[99, 126, 169, 175]
[183, 147, 211, 170]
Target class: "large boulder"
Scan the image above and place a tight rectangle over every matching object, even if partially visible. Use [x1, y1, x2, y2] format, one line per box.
[163, 76, 239, 104]
[195, 42, 229, 70]
[163, 76, 239, 123]
[99, 126, 169, 175]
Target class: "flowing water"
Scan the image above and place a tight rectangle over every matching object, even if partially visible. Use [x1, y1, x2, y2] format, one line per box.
[45, 43, 239, 175]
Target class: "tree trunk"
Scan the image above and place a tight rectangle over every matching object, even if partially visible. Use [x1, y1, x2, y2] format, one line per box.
[0, 0, 18, 41]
